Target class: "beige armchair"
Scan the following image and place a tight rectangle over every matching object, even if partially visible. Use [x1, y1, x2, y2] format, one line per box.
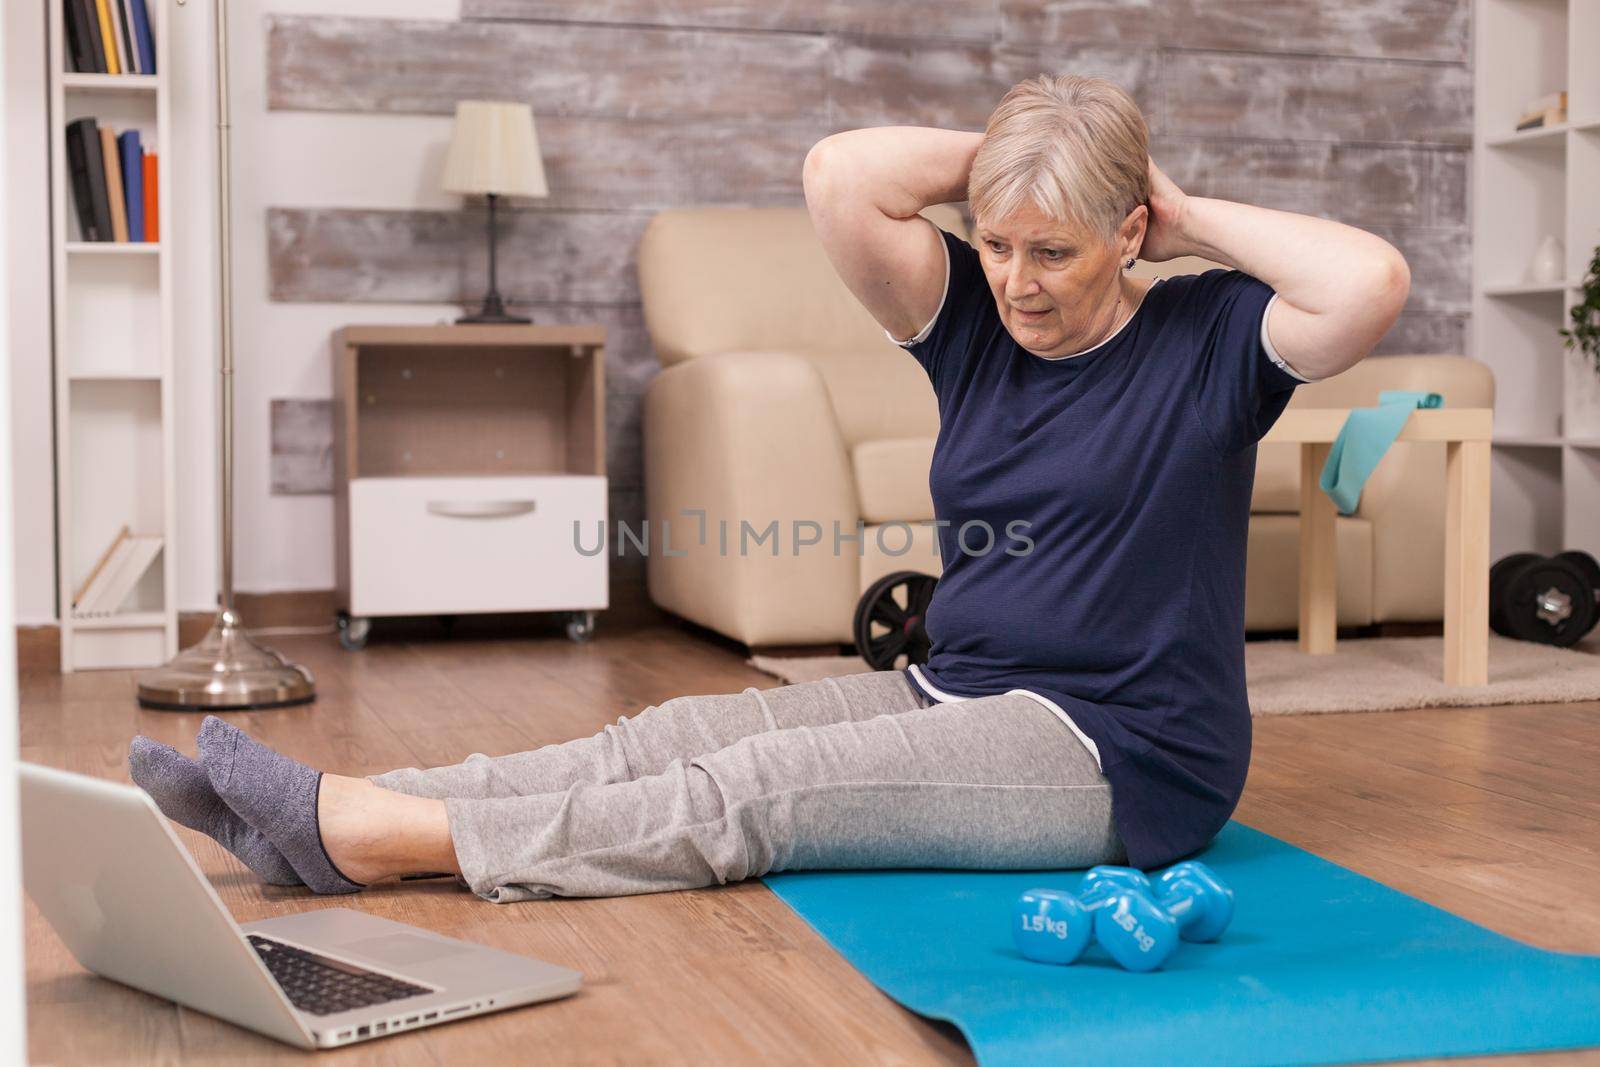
[637, 205, 1494, 647]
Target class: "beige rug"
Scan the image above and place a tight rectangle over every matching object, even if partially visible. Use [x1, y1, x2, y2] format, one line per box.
[747, 634, 1600, 716]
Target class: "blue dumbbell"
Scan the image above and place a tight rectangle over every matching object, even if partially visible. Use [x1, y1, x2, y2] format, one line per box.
[1151, 860, 1234, 942]
[1013, 866, 1180, 972]
[1013, 867, 1147, 964]
[1013, 887, 1095, 964]
[1091, 886, 1180, 972]
[1079, 861, 1234, 943]
[1079, 865, 1152, 899]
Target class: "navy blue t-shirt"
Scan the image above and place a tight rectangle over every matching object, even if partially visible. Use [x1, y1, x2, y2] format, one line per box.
[894, 223, 1307, 871]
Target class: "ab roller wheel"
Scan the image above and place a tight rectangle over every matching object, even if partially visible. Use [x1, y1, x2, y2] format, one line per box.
[1489, 550, 1600, 647]
[853, 570, 937, 670]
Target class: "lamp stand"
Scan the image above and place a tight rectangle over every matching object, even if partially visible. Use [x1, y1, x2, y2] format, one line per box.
[135, 0, 314, 711]
[458, 192, 531, 324]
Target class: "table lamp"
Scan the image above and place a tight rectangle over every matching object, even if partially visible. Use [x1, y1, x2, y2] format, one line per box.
[442, 100, 549, 324]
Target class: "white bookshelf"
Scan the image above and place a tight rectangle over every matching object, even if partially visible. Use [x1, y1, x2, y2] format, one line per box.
[1472, 0, 1600, 563]
[48, 0, 177, 670]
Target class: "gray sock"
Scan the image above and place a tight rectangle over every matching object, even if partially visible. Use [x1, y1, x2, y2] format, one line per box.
[196, 716, 364, 895]
[128, 736, 303, 887]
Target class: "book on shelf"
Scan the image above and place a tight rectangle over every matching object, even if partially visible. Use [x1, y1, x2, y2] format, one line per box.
[1516, 106, 1567, 131]
[77, 0, 104, 73]
[72, 524, 125, 607]
[143, 151, 158, 242]
[91, 0, 118, 74]
[64, 0, 156, 76]
[65, 118, 113, 241]
[115, 0, 137, 75]
[63, 0, 95, 73]
[1515, 90, 1569, 132]
[129, 0, 155, 75]
[99, 124, 128, 241]
[65, 116, 158, 243]
[72, 525, 163, 617]
[118, 129, 144, 241]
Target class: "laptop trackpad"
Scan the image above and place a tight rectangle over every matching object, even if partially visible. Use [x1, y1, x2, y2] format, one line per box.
[338, 933, 474, 967]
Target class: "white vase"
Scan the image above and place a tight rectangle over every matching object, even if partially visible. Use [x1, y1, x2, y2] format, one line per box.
[1528, 234, 1565, 284]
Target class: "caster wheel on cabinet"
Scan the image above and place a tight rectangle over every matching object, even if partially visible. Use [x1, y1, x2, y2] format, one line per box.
[337, 612, 372, 652]
[566, 611, 596, 643]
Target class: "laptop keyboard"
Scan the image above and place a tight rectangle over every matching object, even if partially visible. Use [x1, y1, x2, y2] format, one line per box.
[246, 934, 433, 1016]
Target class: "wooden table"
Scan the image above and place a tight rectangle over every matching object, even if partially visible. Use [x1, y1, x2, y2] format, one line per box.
[1261, 408, 1493, 686]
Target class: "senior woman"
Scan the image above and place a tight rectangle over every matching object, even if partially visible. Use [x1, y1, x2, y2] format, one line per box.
[127, 74, 1407, 902]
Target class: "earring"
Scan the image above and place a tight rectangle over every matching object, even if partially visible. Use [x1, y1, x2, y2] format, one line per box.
[1124, 257, 1135, 270]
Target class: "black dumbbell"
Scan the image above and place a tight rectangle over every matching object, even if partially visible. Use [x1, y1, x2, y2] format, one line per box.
[1489, 551, 1600, 647]
[1489, 552, 1543, 637]
[1554, 550, 1600, 598]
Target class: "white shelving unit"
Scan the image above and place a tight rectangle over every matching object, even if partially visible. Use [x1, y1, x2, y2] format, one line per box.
[1472, 0, 1600, 564]
[48, 0, 177, 669]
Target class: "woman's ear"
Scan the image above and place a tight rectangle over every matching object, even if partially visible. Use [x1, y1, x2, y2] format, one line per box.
[1119, 204, 1148, 260]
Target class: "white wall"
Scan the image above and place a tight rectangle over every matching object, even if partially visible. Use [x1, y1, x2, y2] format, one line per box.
[7, 0, 465, 621]
[7, 0, 55, 626]
[228, 0, 463, 596]
[1, 0, 32, 1054]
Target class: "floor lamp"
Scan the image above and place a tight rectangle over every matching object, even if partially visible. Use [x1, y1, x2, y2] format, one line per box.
[136, 0, 314, 710]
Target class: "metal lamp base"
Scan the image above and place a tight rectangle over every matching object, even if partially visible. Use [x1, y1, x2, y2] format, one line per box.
[456, 288, 530, 325]
[136, 609, 315, 711]
[456, 309, 532, 324]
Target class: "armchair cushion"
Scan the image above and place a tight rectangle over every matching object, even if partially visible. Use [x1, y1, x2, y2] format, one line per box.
[853, 438, 936, 523]
[638, 203, 969, 367]
[643, 350, 862, 646]
[1245, 513, 1375, 629]
[800, 349, 940, 449]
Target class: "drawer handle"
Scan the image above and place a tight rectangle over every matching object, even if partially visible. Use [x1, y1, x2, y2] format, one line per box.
[425, 500, 537, 520]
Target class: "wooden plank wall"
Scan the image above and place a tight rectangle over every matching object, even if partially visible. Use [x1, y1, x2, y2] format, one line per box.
[264, 0, 1472, 607]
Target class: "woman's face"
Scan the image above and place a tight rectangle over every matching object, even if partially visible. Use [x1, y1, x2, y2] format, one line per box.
[975, 202, 1134, 358]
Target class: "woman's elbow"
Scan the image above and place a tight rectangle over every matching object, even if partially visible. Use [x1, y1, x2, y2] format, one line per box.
[1372, 247, 1411, 324]
[803, 139, 833, 194]
[1319, 249, 1411, 375]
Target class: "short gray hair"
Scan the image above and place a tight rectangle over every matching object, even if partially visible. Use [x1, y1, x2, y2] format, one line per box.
[968, 74, 1150, 247]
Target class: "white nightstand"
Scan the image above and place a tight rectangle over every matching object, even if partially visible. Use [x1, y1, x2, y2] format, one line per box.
[331, 324, 609, 649]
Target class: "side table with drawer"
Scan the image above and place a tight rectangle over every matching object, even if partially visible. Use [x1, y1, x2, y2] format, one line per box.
[332, 324, 608, 650]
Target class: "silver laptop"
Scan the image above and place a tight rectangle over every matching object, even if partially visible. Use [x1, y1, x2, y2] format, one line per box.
[20, 762, 582, 1049]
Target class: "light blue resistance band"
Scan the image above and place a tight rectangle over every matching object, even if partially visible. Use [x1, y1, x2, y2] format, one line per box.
[1318, 390, 1442, 515]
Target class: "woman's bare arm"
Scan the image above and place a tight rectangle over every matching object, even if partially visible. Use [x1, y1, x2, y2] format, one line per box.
[803, 127, 984, 342]
[1159, 165, 1411, 381]
[808, 126, 983, 218]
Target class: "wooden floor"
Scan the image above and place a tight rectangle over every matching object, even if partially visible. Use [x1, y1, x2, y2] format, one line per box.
[21, 617, 1600, 1066]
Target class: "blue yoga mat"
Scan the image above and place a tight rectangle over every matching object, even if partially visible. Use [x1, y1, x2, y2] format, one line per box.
[761, 822, 1600, 1067]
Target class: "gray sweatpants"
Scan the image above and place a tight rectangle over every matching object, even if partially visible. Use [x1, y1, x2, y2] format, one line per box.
[369, 670, 1124, 903]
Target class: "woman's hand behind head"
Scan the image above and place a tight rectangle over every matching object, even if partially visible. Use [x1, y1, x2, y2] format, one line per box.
[1136, 158, 1192, 264]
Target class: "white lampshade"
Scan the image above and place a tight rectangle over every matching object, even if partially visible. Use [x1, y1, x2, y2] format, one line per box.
[441, 100, 549, 198]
